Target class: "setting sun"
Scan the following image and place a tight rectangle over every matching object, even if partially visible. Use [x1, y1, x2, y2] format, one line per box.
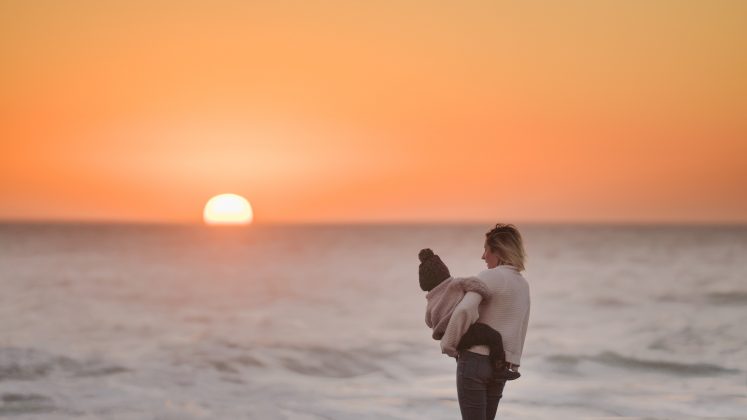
[203, 194, 254, 225]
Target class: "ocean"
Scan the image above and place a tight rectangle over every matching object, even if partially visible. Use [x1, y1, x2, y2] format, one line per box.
[1, 223, 745, 419]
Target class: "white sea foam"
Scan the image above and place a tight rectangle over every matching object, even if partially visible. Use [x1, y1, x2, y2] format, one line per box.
[0, 223, 745, 419]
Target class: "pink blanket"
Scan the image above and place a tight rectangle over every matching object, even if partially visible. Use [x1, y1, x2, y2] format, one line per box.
[424, 276, 490, 340]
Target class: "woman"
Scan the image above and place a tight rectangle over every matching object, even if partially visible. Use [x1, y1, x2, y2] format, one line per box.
[440, 224, 531, 420]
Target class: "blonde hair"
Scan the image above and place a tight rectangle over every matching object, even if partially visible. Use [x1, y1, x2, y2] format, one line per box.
[485, 223, 526, 271]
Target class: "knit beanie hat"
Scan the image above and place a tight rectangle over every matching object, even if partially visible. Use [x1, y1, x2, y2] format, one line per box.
[419, 248, 451, 292]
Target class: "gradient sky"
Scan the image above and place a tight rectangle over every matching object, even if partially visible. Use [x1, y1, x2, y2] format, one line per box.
[1, 0, 745, 224]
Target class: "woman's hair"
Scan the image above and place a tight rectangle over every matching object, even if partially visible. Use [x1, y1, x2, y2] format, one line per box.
[485, 223, 526, 271]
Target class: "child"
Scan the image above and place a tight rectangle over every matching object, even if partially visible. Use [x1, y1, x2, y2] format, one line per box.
[419, 248, 520, 382]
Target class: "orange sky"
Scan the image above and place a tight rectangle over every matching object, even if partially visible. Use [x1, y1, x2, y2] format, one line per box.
[1, 0, 746, 224]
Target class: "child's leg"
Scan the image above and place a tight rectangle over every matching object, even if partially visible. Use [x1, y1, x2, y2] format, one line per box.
[456, 322, 491, 353]
[461, 323, 521, 381]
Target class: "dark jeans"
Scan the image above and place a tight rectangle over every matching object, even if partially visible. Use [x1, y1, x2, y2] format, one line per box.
[456, 350, 507, 420]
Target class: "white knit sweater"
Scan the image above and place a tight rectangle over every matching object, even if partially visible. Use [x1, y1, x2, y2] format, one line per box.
[440, 265, 530, 366]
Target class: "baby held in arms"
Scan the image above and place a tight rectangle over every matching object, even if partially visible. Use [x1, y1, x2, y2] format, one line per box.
[419, 248, 520, 382]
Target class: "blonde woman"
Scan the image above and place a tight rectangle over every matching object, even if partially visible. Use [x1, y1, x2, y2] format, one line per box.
[440, 224, 531, 420]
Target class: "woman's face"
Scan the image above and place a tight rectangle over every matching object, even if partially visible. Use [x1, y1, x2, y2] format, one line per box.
[482, 243, 500, 269]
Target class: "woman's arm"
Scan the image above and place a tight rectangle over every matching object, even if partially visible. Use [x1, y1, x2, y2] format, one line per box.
[440, 291, 483, 357]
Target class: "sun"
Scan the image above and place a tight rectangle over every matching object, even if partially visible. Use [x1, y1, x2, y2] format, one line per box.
[203, 193, 254, 225]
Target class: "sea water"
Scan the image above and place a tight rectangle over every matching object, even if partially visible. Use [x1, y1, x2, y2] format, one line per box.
[0, 223, 745, 419]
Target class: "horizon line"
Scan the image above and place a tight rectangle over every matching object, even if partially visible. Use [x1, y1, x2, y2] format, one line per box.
[1, 218, 746, 227]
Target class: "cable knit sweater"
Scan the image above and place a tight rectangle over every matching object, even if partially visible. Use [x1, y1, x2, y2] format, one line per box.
[440, 265, 530, 366]
[424, 276, 491, 340]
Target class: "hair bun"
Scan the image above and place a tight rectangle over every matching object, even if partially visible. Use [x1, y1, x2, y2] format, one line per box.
[418, 248, 435, 263]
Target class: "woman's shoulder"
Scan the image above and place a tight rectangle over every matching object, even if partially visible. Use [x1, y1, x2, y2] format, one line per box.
[475, 265, 514, 279]
[476, 266, 527, 287]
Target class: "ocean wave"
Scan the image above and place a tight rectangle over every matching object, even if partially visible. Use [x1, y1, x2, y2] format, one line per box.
[181, 341, 418, 380]
[590, 297, 630, 307]
[276, 345, 392, 379]
[545, 351, 741, 377]
[0, 347, 130, 382]
[705, 291, 747, 305]
[0, 393, 55, 416]
[654, 291, 747, 306]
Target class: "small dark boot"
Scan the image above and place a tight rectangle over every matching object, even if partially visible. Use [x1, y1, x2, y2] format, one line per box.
[492, 360, 521, 382]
